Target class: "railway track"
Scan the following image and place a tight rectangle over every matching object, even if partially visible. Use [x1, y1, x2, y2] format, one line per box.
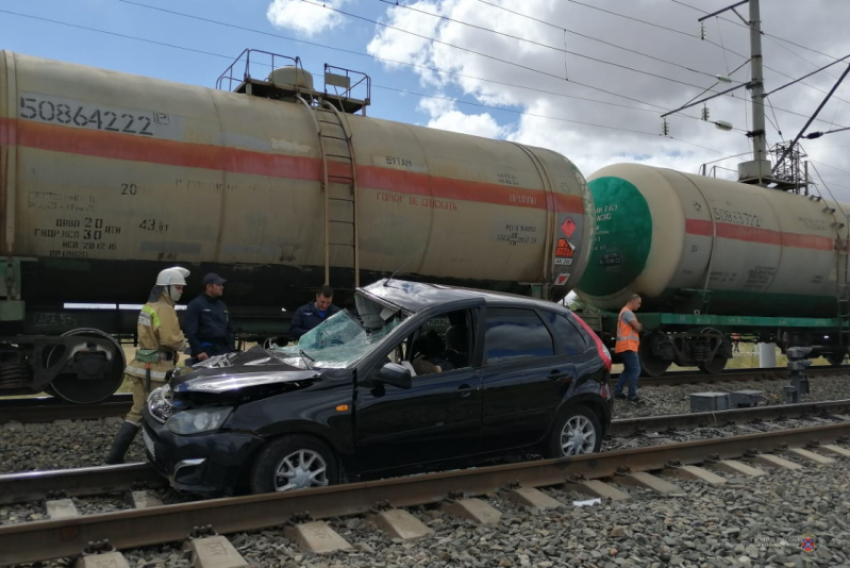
[0, 419, 848, 565]
[3, 398, 849, 506]
[1, 365, 847, 424]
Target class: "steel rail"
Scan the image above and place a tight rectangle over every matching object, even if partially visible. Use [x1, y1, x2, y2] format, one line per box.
[0, 463, 163, 506]
[0, 394, 132, 424]
[639, 364, 848, 386]
[607, 398, 850, 436]
[1, 422, 848, 565]
[2, 399, 849, 506]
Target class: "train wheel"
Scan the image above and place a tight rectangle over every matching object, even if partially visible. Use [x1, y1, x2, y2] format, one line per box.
[46, 328, 126, 404]
[639, 332, 671, 377]
[698, 355, 728, 374]
[826, 353, 845, 366]
[697, 328, 728, 374]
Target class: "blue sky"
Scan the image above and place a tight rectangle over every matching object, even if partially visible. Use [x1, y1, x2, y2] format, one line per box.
[3, 0, 850, 196]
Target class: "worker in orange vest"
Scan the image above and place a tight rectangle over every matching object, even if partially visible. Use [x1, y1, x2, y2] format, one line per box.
[614, 294, 643, 402]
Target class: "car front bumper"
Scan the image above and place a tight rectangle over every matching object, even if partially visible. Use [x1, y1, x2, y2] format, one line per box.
[141, 407, 265, 497]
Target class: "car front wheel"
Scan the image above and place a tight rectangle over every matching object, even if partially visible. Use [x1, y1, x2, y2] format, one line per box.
[548, 406, 603, 458]
[249, 435, 339, 494]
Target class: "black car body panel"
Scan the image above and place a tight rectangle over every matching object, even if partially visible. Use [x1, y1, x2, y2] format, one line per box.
[143, 279, 614, 496]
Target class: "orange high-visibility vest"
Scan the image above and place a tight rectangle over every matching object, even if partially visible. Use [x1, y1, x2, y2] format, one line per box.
[615, 307, 639, 353]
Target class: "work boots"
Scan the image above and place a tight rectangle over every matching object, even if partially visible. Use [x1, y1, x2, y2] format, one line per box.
[105, 421, 140, 465]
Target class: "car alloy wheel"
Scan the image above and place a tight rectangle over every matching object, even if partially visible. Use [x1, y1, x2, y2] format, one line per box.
[273, 449, 330, 491]
[559, 413, 597, 455]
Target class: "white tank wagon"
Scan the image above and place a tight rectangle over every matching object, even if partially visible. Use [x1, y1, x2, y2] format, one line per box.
[576, 163, 850, 375]
[0, 49, 593, 402]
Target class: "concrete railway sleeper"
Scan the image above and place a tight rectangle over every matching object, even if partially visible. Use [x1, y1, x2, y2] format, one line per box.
[1, 422, 849, 565]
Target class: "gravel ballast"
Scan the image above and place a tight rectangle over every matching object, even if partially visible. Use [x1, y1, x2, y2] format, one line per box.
[2, 375, 850, 474]
[9, 459, 850, 567]
[221, 457, 849, 568]
[611, 374, 850, 419]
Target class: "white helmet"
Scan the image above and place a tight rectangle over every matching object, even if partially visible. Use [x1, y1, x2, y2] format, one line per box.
[156, 267, 190, 286]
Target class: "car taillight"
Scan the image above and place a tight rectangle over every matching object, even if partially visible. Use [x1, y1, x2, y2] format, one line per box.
[571, 313, 612, 372]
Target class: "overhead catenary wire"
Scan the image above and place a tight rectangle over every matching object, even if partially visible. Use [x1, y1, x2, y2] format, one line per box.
[0, 7, 729, 153]
[115, 0, 706, 121]
[301, 0, 840, 130]
[106, 0, 846, 131]
[302, 0, 734, 107]
[468, 0, 729, 82]
[378, 0, 730, 91]
[374, 84, 727, 154]
[671, 0, 850, 106]
[806, 159, 850, 226]
[566, 0, 749, 60]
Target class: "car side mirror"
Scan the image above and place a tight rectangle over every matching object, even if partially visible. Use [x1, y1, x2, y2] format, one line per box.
[376, 362, 412, 389]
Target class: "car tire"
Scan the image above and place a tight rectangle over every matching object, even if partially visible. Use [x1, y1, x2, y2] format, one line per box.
[249, 435, 339, 494]
[548, 405, 603, 458]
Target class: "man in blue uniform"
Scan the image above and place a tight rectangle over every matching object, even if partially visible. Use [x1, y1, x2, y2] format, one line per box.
[184, 273, 235, 363]
[290, 285, 340, 339]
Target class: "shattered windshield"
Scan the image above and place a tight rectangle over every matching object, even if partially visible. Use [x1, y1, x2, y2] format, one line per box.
[276, 300, 406, 368]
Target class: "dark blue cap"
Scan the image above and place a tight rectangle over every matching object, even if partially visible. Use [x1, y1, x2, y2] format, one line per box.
[202, 273, 226, 286]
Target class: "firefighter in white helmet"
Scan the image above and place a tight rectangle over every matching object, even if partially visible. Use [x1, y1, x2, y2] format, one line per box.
[105, 267, 190, 464]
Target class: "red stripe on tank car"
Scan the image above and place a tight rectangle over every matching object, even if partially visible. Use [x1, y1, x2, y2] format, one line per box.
[2, 119, 585, 215]
[354, 164, 584, 214]
[685, 218, 834, 251]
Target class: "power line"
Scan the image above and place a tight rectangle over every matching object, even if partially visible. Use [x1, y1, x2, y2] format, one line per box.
[306, 0, 825, 129]
[379, 0, 736, 92]
[118, 0, 835, 130]
[764, 32, 843, 63]
[0, 6, 727, 153]
[375, 84, 726, 154]
[468, 0, 728, 82]
[118, 0, 703, 121]
[304, 0, 731, 111]
[0, 8, 235, 62]
[809, 159, 850, 178]
[566, 0, 749, 60]
[670, 0, 850, 105]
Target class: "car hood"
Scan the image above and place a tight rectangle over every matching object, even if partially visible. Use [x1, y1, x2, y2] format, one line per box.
[170, 346, 322, 397]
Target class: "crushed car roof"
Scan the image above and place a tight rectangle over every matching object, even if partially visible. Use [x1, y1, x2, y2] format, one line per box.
[360, 279, 569, 314]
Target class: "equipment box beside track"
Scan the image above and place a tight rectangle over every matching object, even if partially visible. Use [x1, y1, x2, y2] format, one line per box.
[690, 392, 731, 412]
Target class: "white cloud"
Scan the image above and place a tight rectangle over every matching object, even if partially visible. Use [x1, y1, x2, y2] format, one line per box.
[417, 97, 506, 138]
[266, 0, 351, 36]
[367, 1, 447, 84]
[427, 109, 506, 138]
[368, 0, 850, 198]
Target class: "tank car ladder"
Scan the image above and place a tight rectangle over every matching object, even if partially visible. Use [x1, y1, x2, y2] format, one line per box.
[313, 101, 360, 288]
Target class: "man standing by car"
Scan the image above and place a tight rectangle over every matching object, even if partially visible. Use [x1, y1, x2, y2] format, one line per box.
[613, 294, 642, 402]
[105, 266, 189, 464]
[290, 286, 340, 339]
[184, 273, 235, 364]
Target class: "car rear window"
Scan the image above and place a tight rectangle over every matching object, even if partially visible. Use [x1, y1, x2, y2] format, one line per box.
[484, 308, 554, 365]
[540, 310, 590, 355]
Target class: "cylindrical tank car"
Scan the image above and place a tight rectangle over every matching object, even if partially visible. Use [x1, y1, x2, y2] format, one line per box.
[576, 163, 849, 375]
[0, 49, 593, 402]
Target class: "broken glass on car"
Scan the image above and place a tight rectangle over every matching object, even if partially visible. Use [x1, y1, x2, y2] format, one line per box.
[275, 294, 406, 368]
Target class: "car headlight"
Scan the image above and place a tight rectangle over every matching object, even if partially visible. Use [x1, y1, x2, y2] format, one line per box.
[165, 407, 233, 435]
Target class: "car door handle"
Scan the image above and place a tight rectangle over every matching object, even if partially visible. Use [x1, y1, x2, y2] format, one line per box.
[548, 370, 570, 381]
[457, 384, 473, 398]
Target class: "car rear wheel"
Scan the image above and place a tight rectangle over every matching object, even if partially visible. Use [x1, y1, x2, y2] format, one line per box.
[548, 406, 603, 458]
[249, 435, 338, 494]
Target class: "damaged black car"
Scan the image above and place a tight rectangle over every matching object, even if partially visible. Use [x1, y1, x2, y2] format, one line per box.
[141, 279, 614, 497]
